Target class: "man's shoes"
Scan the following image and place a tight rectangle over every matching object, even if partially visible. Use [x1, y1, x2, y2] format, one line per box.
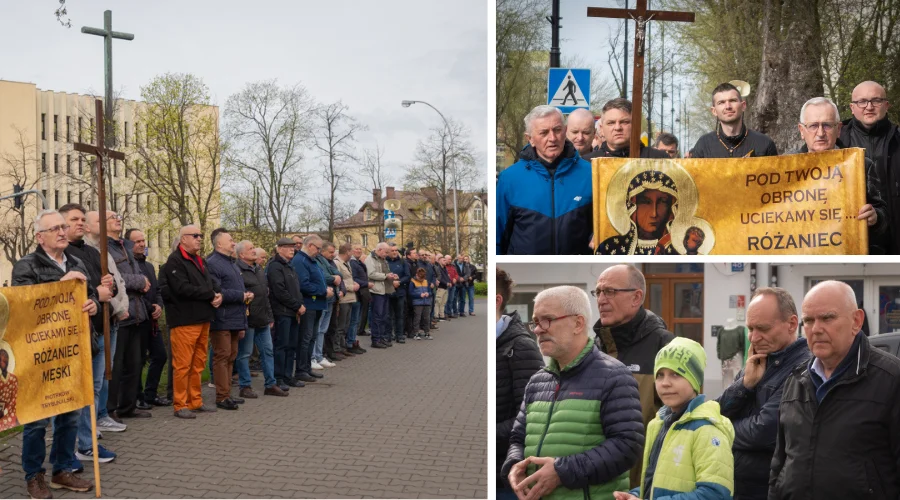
[207, 382, 215, 388]
[353, 341, 367, 353]
[264, 385, 289, 397]
[108, 413, 124, 424]
[150, 396, 172, 406]
[469, 312, 476, 316]
[215, 399, 240, 410]
[414, 334, 421, 340]
[69, 457, 84, 474]
[292, 375, 314, 384]
[320, 358, 337, 367]
[424, 334, 434, 340]
[278, 382, 291, 391]
[308, 370, 324, 379]
[310, 359, 324, 370]
[239, 387, 258, 399]
[135, 400, 152, 411]
[385, 340, 394, 347]
[75, 445, 116, 464]
[230, 396, 245, 404]
[174, 409, 196, 419]
[26, 471, 52, 499]
[358, 330, 370, 336]
[331, 352, 346, 361]
[116, 410, 151, 419]
[96, 416, 126, 432]
[49, 471, 92, 493]
[340, 349, 355, 357]
[396, 338, 406, 344]
[350, 346, 366, 355]
[193, 404, 218, 413]
[371, 342, 387, 349]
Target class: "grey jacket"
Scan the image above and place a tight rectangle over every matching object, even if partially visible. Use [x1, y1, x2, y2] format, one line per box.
[366, 252, 394, 296]
[86, 237, 128, 318]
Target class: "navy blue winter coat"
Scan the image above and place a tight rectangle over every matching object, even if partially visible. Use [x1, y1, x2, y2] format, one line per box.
[409, 279, 431, 306]
[349, 257, 368, 289]
[206, 251, 248, 331]
[292, 250, 327, 311]
[497, 142, 593, 255]
[388, 256, 410, 298]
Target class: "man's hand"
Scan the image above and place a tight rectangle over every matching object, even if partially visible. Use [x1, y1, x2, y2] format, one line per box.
[97, 285, 112, 303]
[83, 300, 98, 316]
[326, 287, 334, 298]
[393, 280, 400, 288]
[743, 344, 767, 390]
[299, 305, 306, 316]
[243, 291, 254, 302]
[353, 283, 360, 292]
[118, 311, 129, 321]
[338, 291, 344, 298]
[368, 282, 374, 289]
[334, 275, 342, 285]
[508, 460, 529, 500]
[61, 271, 88, 282]
[101, 274, 114, 289]
[142, 276, 151, 293]
[238, 330, 245, 340]
[151, 304, 162, 320]
[513, 457, 561, 500]
[613, 492, 640, 500]
[858, 204, 877, 226]
[211, 293, 223, 308]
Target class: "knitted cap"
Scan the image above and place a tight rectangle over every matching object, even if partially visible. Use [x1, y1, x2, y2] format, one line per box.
[654, 337, 706, 394]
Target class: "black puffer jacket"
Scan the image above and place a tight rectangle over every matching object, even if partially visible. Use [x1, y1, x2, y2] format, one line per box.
[134, 253, 163, 319]
[238, 259, 273, 328]
[266, 253, 303, 318]
[840, 117, 900, 253]
[583, 141, 671, 160]
[159, 246, 219, 328]
[717, 337, 810, 500]
[770, 333, 900, 499]
[496, 312, 544, 486]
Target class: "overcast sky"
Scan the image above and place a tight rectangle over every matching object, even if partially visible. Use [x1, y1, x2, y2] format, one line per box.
[0, 0, 487, 207]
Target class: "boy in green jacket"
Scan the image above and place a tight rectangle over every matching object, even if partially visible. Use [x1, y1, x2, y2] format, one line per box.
[614, 337, 734, 500]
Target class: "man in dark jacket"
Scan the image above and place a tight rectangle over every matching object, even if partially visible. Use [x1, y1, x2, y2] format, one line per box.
[592, 264, 674, 488]
[717, 287, 810, 500]
[404, 249, 421, 338]
[495, 268, 543, 499]
[266, 238, 305, 391]
[206, 229, 249, 411]
[292, 235, 328, 383]
[790, 96, 889, 254]
[314, 242, 346, 365]
[840, 80, 900, 253]
[584, 98, 671, 160]
[691, 82, 779, 158]
[387, 243, 410, 343]
[237, 240, 284, 398]
[348, 245, 369, 351]
[100, 211, 150, 420]
[770, 281, 900, 499]
[159, 225, 223, 419]
[497, 105, 593, 255]
[502, 285, 643, 499]
[15, 210, 98, 497]
[125, 228, 170, 408]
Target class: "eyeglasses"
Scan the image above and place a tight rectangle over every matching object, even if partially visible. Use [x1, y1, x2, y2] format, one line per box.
[851, 98, 887, 108]
[590, 288, 638, 298]
[528, 315, 576, 331]
[186, 233, 203, 239]
[39, 224, 70, 234]
[800, 122, 838, 133]
[106, 214, 123, 221]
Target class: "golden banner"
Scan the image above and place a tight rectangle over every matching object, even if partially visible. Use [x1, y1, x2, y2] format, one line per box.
[591, 148, 868, 255]
[0, 280, 93, 430]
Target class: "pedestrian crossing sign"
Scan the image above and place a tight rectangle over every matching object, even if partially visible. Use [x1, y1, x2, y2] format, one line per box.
[548, 68, 590, 114]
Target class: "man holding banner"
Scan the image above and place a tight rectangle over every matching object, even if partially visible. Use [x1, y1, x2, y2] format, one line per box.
[12, 210, 97, 497]
[691, 83, 778, 159]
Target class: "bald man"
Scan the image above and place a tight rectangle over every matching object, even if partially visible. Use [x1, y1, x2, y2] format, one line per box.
[769, 281, 900, 498]
[159, 225, 223, 418]
[839, 80, 900, 253]
[566, 108, 597, 157]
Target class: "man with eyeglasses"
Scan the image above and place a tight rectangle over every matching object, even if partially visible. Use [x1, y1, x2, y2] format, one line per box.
[591, 264, 674, 488]
[839, 80, 900, 253]
[292, 235, 328, 382]
[789, 96, 889, 254]
[502, 285, 643, 500]
[691, 82, 778, 158]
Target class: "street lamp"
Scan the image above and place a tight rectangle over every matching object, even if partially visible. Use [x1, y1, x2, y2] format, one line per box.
[401, 99, 460, 256]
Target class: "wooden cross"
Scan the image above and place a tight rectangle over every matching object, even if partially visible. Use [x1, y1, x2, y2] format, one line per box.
[588, 1, 694, 157]
[74, 99, 125, 380]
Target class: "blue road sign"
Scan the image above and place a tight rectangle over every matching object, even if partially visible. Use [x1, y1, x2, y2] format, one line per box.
[384, 228, 396, 239]
[548, 68, 591, 114]
[384, 209, 395, 219]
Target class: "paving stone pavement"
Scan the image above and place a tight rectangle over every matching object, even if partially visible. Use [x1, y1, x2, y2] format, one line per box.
[0, 300, 487, 499]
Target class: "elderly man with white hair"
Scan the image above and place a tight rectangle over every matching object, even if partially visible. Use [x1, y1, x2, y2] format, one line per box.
[497, 105, 594, 255]
[769, 280, 900, 498]
[501, 285, 644, 500]
[366, 242, 398, 348]
[789, 96, 889, 253]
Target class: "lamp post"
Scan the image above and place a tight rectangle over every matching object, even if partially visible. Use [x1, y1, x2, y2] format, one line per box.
[401, 100, 460, 256]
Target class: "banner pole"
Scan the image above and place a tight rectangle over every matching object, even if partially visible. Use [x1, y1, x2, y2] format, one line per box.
[89, 403, 101, 497]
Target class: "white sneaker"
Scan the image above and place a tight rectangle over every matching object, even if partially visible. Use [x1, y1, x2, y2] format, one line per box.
[207, 382, 215, 388]
[311, 360, 324, 370]
[96, 416, 126, 432]
[320, 358, 336, 368]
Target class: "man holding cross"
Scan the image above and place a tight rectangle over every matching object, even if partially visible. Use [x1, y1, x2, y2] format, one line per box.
[585, 98, 670, 160]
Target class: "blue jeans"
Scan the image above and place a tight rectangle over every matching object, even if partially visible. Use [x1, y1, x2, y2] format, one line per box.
[240, 325, 276, 389]
[313, 303, 334, 362]
[273, 315, 299, 384]
[466, 284, 475, 313]
[457, 285, 467, 314]
[347, 301, 360, 348]
[370, 294, 390, 343]
[22, 410, 79, 480]
[295, 309, 322, 377]
[97, 324, 118, 419]
[77, 333, 107, 452]
[445, 287, 457, 316]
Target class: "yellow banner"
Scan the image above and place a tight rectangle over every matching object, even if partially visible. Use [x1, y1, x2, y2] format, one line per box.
[591, 148, 868, 255]
[0, 280, 93, 430]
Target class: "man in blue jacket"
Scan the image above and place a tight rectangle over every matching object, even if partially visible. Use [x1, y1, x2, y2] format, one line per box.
[497, 105, 593, 255]
[348, 245, 369, 352]
[206, 229, 250, 411]
[387, 243, 410, 343]
[292, 235, 328, 383]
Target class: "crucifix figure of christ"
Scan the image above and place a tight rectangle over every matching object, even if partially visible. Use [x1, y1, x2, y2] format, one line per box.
[81, 10, 134, 148]
[588, 1, 694, 158]
[74, 100, 125, 381]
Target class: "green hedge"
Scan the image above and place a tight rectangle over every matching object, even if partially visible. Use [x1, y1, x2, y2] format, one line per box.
[474, 281, 487, 296]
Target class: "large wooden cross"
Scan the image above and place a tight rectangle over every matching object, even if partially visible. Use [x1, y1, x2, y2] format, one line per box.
[74, 99, 125, 380]
[588, 1, 694, 158]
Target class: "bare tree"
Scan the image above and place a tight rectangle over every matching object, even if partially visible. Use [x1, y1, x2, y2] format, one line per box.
[296, 204, 325, 234]
[0, 127, 39, 264]
[313, 101, 366, 241]
[224, 80, 316, 235]
[352, 142, 394, 241]
[55, 0, 72, 28]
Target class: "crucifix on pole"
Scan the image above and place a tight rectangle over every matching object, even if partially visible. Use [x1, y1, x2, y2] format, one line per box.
[81, 10, 134, 149]
[588, 1, 693, 158]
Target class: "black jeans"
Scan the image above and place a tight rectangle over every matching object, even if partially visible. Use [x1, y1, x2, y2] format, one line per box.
[389, 295, 405, 341]
[137, 320, 167, 402]
[324, 302, 340, 358]
[295, 309, 322, 377]
[108, 323, 142, 415]
[405, 295, 416, 336]
[273, 315, 299, 384]
[357, 288, 371, 335]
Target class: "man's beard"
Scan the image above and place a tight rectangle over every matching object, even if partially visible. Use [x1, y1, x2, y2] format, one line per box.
[720, 113, 743, 127]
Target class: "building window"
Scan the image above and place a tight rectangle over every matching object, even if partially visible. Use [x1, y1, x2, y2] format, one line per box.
[158, 229, 163, 249]
[362, 234, 369, 247]
[54, 154, 59, 174]
[136, 194, 141, 212]
[41, 114, 46, 140]
[113, 159, 118, 177]
[78, 156, 83, 175]
[125, 195, 131, 212]
[124, 160, 129, 177]
[364, 208, 371, 221]
[473, 205, 483, 222]
[345, 235, 352, 244]
[67, 191, 72, 204]
[124, 121, 130, 146]
[41, 153, 47, 172]
[426, 206, 434, 219]
[41, 189, 47, 204]
[53, 115, 58, 141]
[78, 191, 83, 205]
[66, 155, 71, 174]
[54, 190, 59, 209]
[78, 117, 83, 142]
[113, 194, 118, 211]
[66, 117, 72, 142]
